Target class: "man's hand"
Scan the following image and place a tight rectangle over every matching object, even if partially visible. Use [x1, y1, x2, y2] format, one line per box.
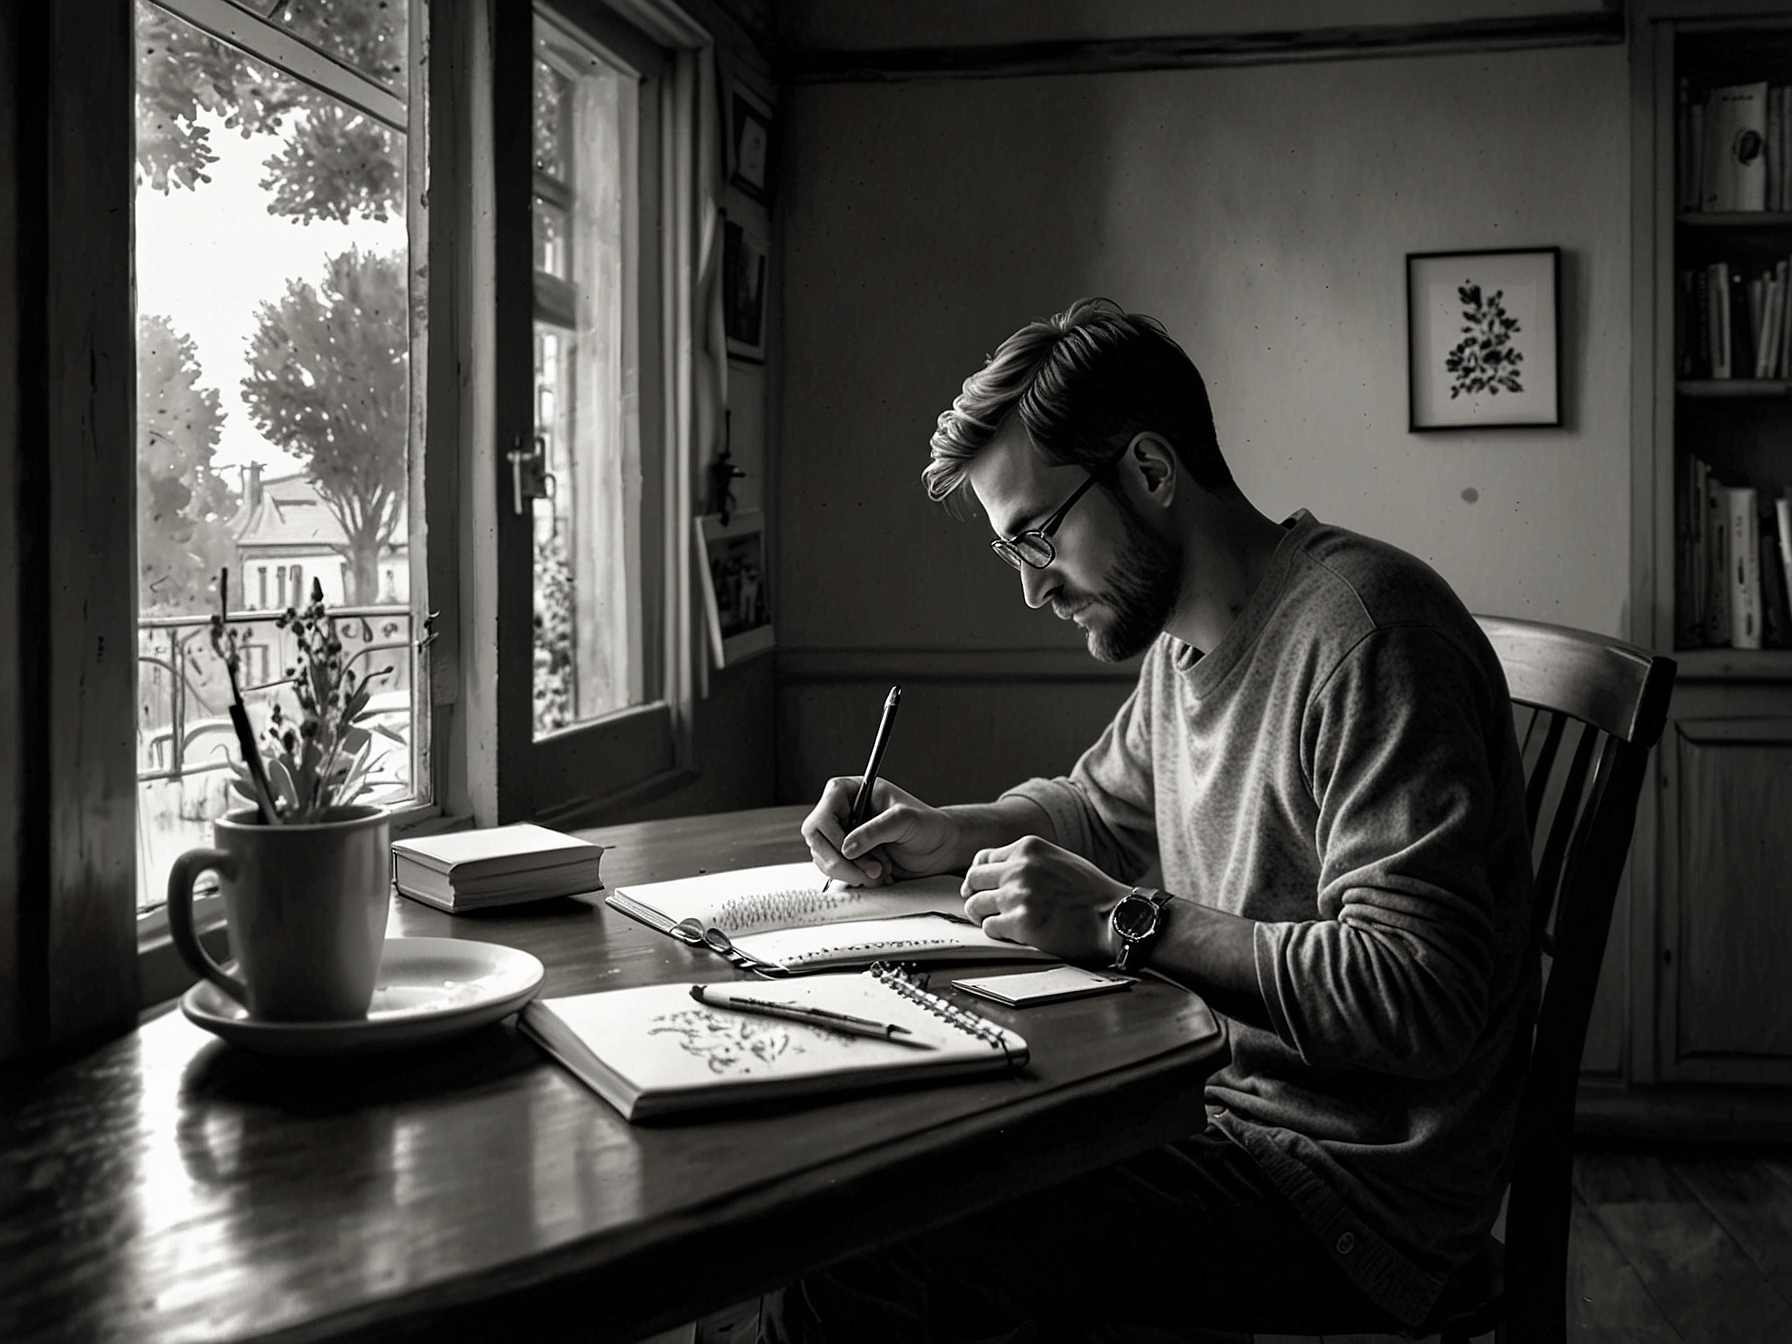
[802, 778, 966, 887]
[960, 836, 1131, 964]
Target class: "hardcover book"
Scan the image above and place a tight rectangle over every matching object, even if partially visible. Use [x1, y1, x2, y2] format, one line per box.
[391, 823, 605, 912]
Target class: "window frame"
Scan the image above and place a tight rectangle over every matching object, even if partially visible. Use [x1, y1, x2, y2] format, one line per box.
[489, 0, 702, 827]
[131, 0, 449, 1002]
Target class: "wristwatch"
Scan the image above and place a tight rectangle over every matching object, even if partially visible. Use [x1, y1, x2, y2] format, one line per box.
[1110, 887, 1174, 972]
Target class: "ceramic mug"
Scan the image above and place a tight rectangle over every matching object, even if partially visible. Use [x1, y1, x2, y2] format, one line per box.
[167, 805, 391, 1021]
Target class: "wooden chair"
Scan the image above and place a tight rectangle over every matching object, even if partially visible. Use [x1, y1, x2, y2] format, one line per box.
[1101, 615, 1677, 1344]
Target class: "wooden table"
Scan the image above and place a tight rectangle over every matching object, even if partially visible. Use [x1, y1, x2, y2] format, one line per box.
[0, 807, 1227, 1344]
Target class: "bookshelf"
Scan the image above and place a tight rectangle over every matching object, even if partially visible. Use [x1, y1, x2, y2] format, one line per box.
[1671, 30, 1792, 653]
[1633, 10, 1792, 1104]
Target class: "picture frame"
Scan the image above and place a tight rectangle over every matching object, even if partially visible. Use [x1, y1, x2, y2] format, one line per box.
[1407, 246, 1561, 431]
[695, 509, 775, 668]
[723, 215, 769, 364]
[726, 78, 776, 204]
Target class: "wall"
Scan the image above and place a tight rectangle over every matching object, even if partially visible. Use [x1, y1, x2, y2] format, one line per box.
[775, 42, 1632, 807]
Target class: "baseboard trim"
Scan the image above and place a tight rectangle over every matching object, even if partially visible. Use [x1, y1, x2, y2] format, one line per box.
[1576, 1082, 1792, 1145]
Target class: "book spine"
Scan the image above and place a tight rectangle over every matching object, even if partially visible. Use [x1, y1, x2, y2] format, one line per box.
[1732, 266, 1748, 375]
[1707, 474, 1732, 645]
[1778, 496, 1792, 636]
[1695, 267, 1712, 377]
[1761, 501, 1792, 649]
[1712, 262, 1731, 378]
[1730, 485, 1762, 650]
[1676, 454, 1702, 647]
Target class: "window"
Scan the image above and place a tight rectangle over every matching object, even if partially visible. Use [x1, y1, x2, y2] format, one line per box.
[489, 2, 701, 823]
[531, 19, 642, 737]
[133, 0, 427, 915]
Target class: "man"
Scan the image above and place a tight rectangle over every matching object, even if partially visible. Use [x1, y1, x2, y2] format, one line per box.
[764, 298, 1538, 1343]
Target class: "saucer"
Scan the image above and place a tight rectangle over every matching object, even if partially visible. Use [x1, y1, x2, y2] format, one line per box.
[181, 937, 546, 1055]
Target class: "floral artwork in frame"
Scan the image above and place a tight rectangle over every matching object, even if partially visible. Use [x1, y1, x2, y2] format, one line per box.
[1407, 247, 1561, 430]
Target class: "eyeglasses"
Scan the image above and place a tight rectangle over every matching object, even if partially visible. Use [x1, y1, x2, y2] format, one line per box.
[988, 450, 1127, 571]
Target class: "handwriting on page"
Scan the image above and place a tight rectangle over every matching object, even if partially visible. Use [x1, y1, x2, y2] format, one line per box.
[649, 1009, 802, 1075]
[710, 886, 899, 935]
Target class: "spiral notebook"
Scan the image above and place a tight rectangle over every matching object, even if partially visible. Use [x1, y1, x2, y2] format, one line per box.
[605, 861, 1055, 973]
[518, 964, 1030, 1121]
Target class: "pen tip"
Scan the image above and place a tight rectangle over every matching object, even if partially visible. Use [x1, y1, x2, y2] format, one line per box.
[688, 985, 705, 1002]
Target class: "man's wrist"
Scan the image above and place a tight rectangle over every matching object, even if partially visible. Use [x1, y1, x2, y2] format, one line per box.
[941, 796, 1056, 868]
[1110, 887, 1175, 972]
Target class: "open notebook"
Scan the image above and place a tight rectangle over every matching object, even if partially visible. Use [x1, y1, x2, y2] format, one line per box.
[604, 861, 1056, 973]
[519, 965, 1030, 1120]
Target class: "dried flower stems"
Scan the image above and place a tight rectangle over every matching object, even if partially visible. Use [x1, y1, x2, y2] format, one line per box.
[209, 568, 395, 825]
[212, 569, 283, 826]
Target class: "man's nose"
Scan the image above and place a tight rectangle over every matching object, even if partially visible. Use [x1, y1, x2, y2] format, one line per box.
[1019, 562, 1057, 610]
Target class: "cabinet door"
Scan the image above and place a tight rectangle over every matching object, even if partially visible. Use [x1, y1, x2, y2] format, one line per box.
[1660, 717, 1792, 1083]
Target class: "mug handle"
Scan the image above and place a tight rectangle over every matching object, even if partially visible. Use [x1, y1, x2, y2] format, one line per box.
[167, 848, 247, 1006]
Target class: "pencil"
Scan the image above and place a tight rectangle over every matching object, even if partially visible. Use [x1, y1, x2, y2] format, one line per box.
[822, 684, 903, 890]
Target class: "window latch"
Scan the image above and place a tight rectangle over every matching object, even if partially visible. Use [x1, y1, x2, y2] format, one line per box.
[507, 434, 552, 516]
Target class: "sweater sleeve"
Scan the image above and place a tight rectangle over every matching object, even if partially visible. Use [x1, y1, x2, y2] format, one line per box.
[1253, 623, 1512, 1079]
[999, 646, 1164, 884]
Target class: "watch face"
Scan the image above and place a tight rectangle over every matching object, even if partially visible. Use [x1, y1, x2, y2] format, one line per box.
[1112, 893, 1158, 940]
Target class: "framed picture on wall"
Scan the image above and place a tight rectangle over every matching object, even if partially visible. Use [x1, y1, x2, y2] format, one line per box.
[1407, 246, 1561, 430]
[724, 215, 769, 363]
[695, 509, 775, 668]
[727, 78, 776, 204]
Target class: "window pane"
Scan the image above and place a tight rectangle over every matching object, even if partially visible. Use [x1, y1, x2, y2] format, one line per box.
[134, 0, 420, 914]
[531, 26, 639, 738]
[221, 0, 408, 97]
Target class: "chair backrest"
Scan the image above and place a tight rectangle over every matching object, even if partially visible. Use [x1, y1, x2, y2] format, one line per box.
[1474, 615, 1676, 1343]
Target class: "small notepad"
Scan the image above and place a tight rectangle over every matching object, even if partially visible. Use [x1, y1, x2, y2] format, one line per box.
[519, 965, 1029, 1121]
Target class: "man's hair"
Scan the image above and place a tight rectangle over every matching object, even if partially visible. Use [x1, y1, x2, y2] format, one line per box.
[923, 298, 1234, 513]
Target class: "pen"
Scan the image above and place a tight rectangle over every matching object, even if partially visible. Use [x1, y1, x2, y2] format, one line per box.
[850, 684, 903, 830]
[689, 983, 936, 1048]
[822, 684, 903, 891]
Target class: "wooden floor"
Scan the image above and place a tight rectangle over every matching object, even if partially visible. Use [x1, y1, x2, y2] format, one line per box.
[690, 1143, 1792, 1344]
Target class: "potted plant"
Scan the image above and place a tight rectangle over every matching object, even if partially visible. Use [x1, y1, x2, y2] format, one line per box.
[164, 573, 400, 1021]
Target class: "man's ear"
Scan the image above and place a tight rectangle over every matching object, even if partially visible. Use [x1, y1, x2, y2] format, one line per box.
[1126, 432, 1177, 507]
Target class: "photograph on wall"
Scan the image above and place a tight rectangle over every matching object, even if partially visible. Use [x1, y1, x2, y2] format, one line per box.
[727, 79, 776, 204]
[724, 216, 769, 363]
[1407, 246, 1560, 430]
[695, 509, 775, 667]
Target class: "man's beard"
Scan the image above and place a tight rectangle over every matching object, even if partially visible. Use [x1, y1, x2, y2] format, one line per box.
[1054, 496, 1181, 663]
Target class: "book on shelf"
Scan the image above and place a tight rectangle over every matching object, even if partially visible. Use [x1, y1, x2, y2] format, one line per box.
[1707, 473, 1734, 646]
[1760, 499, 1792, 648]
[1729, 485, 1763, 650]
[390, 822, 605, 912]
[1777, 496, 1792, 645]
[1699, 81, 1770, 213]
[604, 861, 1057, 974]
[518, 963, 1031, 1120]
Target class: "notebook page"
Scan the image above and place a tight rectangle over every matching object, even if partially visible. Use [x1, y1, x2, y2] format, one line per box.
[608, 861, 969, 938]
[525, 972, 1028, 1117]
[730, 913, 1057, 974]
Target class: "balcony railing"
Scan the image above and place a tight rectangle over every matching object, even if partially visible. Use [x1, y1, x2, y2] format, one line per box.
[137, 605, 414, 782]
[135, 605, 418, 915]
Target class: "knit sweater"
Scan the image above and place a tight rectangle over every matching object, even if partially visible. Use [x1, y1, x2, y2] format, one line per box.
[1006, 509, 1538, 1325]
